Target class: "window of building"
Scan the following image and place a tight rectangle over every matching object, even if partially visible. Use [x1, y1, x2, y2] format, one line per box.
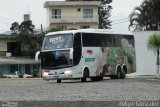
[52, 9, 61, 19]
[83, 9, 93, 18]
[56, 26, 67, 30]
[80, 26, 90, 29]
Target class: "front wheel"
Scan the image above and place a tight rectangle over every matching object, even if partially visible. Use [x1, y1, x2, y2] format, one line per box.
[81, 68, 89, 82]
[57, 79, 61, 83]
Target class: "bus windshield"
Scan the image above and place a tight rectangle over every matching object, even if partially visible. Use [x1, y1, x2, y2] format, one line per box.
[42, 34, 73, 50]
[41, 50, 72, 69]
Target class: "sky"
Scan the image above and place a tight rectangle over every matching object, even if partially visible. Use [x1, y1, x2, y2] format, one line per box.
[0, 0, 143, 33]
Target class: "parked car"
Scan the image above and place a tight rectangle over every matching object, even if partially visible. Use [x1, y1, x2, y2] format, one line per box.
[3, 73, 32, 78]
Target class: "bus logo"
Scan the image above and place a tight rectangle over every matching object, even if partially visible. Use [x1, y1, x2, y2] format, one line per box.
[86, 50, 93, 55]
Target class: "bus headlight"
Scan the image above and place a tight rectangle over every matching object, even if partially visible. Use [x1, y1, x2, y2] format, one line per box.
[64, 70, 73, 75]
[42, 69, 49, 76]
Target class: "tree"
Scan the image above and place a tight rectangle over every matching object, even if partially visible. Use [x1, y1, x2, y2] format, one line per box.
[147, 33, 160, 77]
[19, 20, 35, 33]
[10, 20, 43, 57]
[98, 0, 112, 29]
[129, 0, 160, 31]
[10, 22, 19, 33]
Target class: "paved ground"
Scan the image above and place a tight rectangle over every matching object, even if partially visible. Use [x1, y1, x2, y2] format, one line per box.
[0, 77, 160, 107]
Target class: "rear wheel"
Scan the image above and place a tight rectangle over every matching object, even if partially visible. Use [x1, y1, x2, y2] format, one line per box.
[110, 66, 122, 79]
[57, 79, 61, 83]
[121, 70, 126, 79]
[116, 70, 121, 79]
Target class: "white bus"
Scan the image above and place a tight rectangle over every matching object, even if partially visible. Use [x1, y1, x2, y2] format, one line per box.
[36, 29, 136, 83]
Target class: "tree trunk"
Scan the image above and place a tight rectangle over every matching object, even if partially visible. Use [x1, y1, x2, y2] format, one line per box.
[156, 49, 160, 77]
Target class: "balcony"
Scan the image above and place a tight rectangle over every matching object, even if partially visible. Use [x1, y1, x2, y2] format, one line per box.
[49, 14, 99, 24]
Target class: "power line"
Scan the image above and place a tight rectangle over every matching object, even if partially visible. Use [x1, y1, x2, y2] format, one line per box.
[112, 17, 129, 22]
[112, 19, 129, 25]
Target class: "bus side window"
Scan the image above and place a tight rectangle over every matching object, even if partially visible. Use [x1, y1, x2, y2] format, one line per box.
[73, 33, 82, 65]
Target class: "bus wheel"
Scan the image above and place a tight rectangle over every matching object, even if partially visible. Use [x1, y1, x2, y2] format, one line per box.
[121, 67, 127, 79]
[57, 79, 61, 83]
[121, 71, 126, 79]
[116, 67, 122, 79]
[81, 68, 89, 82]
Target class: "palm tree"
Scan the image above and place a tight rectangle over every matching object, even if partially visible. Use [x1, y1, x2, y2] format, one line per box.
[147, 33, 160, 77]
[129, 0, 160, 31]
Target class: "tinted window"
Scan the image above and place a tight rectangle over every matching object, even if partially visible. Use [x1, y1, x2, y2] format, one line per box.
[82, 33, 134, 47]
[100, 34, 113, 47]
[123, 35, 135, 47]
[82, 33, 100, 47]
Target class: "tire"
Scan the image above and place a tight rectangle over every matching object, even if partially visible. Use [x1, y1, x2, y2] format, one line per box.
[81, 68, 89, 82]
[121, 70, 126, 79]
[81, 78, 86, 82]
[116, 66, 122, 79]
[57, 79, 61, 83]
[116, 70, 121, 79]
[19, 75, 23, 78]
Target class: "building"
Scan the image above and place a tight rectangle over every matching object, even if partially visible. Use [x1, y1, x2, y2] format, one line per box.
[44, 0, 100, 30]
[0, 35, 40, 78]
[24, 14, 30, 21]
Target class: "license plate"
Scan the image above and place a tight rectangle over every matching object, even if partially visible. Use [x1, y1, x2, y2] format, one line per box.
[53, 76, 59, 79]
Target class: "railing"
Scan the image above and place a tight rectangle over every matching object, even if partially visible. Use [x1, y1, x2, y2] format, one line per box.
[49, 14, 98, 23]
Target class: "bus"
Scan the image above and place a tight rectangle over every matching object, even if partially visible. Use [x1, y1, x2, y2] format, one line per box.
[35, 29, 136, 83]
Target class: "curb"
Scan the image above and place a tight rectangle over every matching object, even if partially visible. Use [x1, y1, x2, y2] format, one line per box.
[0, 78, 43, 81]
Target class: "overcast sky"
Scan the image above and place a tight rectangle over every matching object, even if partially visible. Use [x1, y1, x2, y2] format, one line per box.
[0, 0, 143, 33]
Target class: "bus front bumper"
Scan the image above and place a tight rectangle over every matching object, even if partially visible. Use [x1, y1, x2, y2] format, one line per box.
[43, 74, 74, 80]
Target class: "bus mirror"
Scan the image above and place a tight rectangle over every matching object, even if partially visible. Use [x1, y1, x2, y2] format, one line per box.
[70, 48, 73, 59]
[35, 51, 40, 61]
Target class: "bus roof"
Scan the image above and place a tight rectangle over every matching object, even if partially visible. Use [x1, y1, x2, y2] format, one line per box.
[45, 29, 132, 36]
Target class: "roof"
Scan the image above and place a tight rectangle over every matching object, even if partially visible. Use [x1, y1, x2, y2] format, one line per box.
[44, 1, 100, 8]
[0, 35, 15, 39]
[45, 29, 132, 36]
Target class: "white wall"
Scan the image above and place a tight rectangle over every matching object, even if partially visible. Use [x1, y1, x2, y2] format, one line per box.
[133, 31, 160, 75]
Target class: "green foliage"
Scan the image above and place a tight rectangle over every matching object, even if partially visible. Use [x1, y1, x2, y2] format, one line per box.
[147, 33, 160, 52]
[129, 0, 160, 31]
[148, 33, 160, 76]
[10, 20, 42, 57]
[19, 20, 35, 33]
[10, 22, 19, 33]
[98, 0, 112, 29]
[44, 27, 61, 34]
